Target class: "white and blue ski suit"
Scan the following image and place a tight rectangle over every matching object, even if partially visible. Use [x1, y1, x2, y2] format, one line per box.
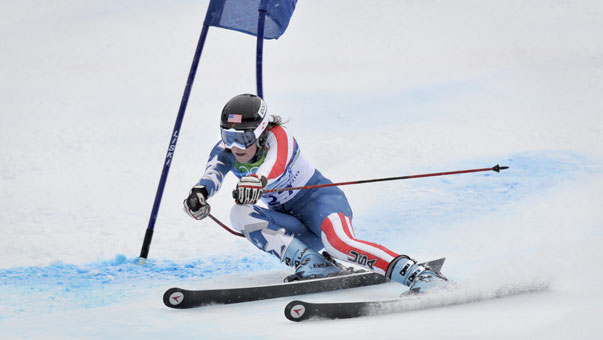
[197, 125, 400, 275]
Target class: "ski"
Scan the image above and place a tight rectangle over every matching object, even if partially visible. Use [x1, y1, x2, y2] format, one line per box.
[284, 282, 549, 322]
[163, 258, 445, 309]
[163, 271, 387, 309]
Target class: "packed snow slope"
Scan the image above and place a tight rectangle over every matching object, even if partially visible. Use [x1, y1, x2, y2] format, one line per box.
[1, 1, 602, 339]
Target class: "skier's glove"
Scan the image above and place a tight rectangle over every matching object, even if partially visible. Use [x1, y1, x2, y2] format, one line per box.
[184, 185, 210, 220]
[233, 174, 267, 205]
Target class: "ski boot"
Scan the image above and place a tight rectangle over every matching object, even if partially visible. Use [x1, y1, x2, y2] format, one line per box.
[386, 255, 451, 293]
[282, 238, 344, 282]
[408, 269, 450, 293]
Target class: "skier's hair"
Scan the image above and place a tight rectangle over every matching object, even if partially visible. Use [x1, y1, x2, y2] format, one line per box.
[257, 115, 286, 148]
[267, 115, 286, 129]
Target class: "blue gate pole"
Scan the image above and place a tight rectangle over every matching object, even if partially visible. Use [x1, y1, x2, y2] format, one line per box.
[256, 4, 267, 98]
[138, 23, 211, 264]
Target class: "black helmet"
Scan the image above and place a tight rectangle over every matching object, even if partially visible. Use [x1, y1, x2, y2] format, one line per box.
[220, 94, 269, 149]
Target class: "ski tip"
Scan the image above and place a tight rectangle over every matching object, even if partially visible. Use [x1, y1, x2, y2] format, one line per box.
[492, 164, 509, 173]
[163, 288, 186, 308]
[285, 300, 310, 322]
[419, 257, 446, 274]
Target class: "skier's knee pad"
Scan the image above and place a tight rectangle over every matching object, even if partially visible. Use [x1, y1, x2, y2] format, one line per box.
[229, 204, 268, 233]
[230, 204, 296, 260]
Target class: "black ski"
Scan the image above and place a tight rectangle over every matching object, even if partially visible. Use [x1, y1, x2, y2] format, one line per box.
[285, 299, 389, 321]
[284, 282, 549, 322]
[163, 271, 388, 309]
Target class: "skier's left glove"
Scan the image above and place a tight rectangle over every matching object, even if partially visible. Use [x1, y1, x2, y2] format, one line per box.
[184, 185, 211, 220]
[233, 174, 267, 205]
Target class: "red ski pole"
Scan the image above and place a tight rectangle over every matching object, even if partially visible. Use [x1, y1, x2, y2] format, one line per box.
[211, 165, 508, 237]
[266, 164, 508, 193]
[208, 213, 244, 238]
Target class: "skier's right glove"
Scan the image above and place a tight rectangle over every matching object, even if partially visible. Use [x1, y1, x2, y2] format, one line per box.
[233, 174, 267, 205]
[183, 185, 210, 220]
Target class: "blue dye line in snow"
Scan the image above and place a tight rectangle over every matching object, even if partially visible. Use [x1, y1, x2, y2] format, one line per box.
[0, 253, 280, 289]
[0, 254, 283, 318]
[354, 150, 597, 238]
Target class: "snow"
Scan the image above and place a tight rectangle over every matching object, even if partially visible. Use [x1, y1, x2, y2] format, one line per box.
[1, 0, 602, 339]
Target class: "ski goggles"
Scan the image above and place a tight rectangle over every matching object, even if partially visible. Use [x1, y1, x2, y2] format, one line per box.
[221, 128, 257, 149]
[221, 112, 270, 149]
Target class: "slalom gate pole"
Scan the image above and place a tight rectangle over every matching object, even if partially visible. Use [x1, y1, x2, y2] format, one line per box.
[137, 24, 211, 265]
[266, 164, 509, 193]
[256, 6, 267, 98]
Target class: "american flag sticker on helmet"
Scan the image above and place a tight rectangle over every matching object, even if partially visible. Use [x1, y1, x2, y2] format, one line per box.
[227, 114, 242, 123]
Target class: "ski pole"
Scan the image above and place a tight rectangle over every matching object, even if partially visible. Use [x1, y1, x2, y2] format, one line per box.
[266, 164, 508, 193]
[211, 165, 508, 237]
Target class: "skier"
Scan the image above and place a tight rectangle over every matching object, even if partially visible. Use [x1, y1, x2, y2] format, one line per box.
[184, 94, 449, 293]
